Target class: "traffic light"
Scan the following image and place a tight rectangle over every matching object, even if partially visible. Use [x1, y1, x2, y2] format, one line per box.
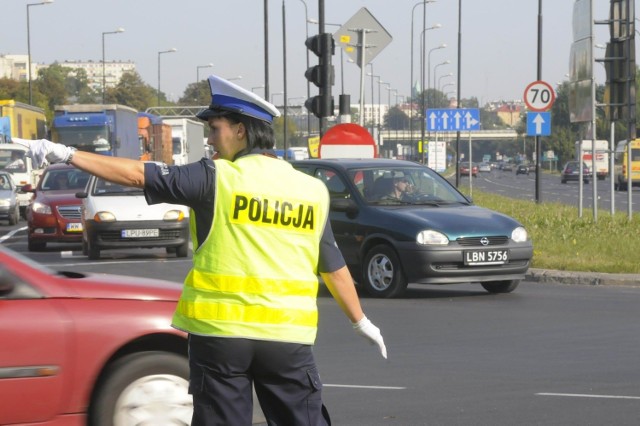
[304, 33, 335, 118]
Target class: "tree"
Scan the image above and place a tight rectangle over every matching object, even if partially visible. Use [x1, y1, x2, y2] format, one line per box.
[65, 68, 96, 103]
[385, 106, 409, 130]
[272, 115, 301, 149]
[34, 63, 72, 113]
[106, 71, 157, 112]
[0, 78, 24, 101]
[179, 80, 211, 105]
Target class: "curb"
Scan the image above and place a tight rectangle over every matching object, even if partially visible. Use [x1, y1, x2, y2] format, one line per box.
[526, 268, 640, 287]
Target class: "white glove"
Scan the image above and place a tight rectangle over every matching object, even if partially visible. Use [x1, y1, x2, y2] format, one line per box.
[352, 315, 387, 359]
[12, 138, 74, 168]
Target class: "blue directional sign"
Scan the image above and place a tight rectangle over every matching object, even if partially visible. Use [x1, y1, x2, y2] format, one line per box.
[426, 108, 481, 132]
[527, 112, 551, 136]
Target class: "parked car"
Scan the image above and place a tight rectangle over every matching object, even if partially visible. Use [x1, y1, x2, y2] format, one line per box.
[479, 162, 492, 173]
[292, 158, 533, 298]
[0, 245, 190, 425]
[561, 161, 592, 184]
[77, 174, 190, 260]
[515, 164, 529, 175]
[0, 171, 19, 225]
[459, 162, 479, 177]
[23, 164, 90, 251]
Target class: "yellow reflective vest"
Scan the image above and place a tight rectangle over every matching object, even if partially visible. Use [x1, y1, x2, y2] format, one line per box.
[172, 154, 330, 344]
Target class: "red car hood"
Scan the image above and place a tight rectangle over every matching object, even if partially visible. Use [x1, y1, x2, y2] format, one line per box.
[58, 272, 183, 302]
[38, 190, 83, 205]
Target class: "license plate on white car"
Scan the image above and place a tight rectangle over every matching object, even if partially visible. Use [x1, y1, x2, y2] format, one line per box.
[464, 249, 508, 265]
[66, 223, 83, 232]
[122, 229, 159, 238]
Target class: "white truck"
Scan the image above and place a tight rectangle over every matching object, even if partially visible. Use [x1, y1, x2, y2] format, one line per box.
[576, 140, 609, 181]
[164, 118, 205, 165]
[0, 143, 41, 216]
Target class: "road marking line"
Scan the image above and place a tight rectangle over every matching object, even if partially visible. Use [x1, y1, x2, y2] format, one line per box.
[325, 384, 406, 390]
[536, 392, 640, 400]
[0, 226, 27, 243]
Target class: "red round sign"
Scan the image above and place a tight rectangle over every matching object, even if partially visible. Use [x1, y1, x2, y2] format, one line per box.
[319, 123, 377, 159]
[523, 80, 555, 112]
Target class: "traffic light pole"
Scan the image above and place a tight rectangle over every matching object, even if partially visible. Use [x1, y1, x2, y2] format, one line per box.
[304, 0, 334, 138]
[535, 0, 542, 204]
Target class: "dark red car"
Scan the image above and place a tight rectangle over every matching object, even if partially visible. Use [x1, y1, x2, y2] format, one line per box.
[0, 245, 190, 425]
[460, 162, 479, 177]
[24, 163, 90, 251]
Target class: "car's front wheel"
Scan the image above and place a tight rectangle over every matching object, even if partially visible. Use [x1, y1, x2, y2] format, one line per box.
[361, 244, 408, 298]
[8, 205, 19, 226]
[175, 242, 189, 258]
[481, 280, 519, 294]
[87, 238, 101, 260]
[27, 235, 45, 251]
[90, 351, 192, 426]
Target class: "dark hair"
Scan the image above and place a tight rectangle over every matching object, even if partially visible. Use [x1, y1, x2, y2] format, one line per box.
[219, 112, 275, 160]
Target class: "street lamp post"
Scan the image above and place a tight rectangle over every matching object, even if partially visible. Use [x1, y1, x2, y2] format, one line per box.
[438, 72, 454, 91]
[410, 1, 437, 156]
[419, 28, 443, 161]
[442, 82, 456, 92]
[196, 63, 214, 84]
[26, 0, 53, 105]
[432, 60, 450, 97]
[252, 85, 265, 95]
[367, 72, 381, 130]
[102, 27, 125, 103]
[299, 0, 311, 137]
[157, 48, 177, 106]
[427, 44, 446, 106]
[271, 92, 284, 104]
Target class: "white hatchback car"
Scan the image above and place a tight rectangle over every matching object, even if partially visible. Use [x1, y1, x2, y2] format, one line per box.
[77, 175, 190, 260]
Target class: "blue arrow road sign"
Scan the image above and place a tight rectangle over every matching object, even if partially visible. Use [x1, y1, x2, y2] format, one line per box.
[527, 112, 551, 136]
[426, 108, 480, 132]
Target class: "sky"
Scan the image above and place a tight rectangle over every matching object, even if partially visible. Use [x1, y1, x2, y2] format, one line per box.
[2, 0, 616, 106]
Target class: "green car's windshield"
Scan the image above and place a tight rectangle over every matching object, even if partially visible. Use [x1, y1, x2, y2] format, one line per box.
[345, 166, 469, 205]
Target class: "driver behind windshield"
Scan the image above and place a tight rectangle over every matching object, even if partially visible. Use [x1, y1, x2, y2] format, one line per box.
[382, 176, 414, 201]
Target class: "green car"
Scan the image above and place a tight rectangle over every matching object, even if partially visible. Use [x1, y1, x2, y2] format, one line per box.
[293, 158, 534, 298]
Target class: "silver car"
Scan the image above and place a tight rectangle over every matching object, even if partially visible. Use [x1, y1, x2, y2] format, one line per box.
[0, 171, 19, 225]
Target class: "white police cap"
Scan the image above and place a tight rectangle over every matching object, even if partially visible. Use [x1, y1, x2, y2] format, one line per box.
[196, 75, 281, 123]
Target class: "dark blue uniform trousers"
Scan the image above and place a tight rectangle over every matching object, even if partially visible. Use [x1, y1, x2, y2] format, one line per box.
[188, 334, 331, 426]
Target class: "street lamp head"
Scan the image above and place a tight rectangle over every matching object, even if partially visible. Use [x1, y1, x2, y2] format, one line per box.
[438, 43, 447, 49]
[115, 27, 125, 33]
[42, 0, 54, 3]
[169, 47, 177, 53]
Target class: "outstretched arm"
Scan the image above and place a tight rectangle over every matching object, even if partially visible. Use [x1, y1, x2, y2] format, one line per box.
[13, 138, 146, 188]
[71, 150, 145, 188]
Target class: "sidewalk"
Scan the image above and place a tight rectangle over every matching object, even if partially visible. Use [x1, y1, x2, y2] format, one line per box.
[526, 268, 640, 287]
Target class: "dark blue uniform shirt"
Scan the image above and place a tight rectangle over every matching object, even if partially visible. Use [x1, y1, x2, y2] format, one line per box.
[143, 154, 346, 273]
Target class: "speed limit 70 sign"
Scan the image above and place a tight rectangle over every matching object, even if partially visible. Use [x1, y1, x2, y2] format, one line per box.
[524, 80, 555, 111]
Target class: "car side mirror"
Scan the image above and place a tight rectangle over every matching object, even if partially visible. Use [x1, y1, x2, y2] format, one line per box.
[331, 198, 359, 218]
[75, 192, 88, 199]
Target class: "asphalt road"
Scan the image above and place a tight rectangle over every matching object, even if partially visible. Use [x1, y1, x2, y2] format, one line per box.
[2, 227, 640, 425]
[452, 169, 640, 214]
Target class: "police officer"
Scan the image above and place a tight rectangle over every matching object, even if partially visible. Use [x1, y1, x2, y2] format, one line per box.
[14, 75, 386, 426]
